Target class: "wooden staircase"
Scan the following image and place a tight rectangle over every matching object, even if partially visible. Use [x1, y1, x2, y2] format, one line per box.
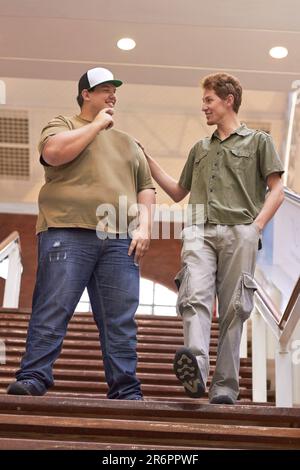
[0, 307, 300, 449]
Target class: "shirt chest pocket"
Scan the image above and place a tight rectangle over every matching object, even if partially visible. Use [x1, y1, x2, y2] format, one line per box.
[227, 148, 254, 170]
[194, 151, 208, 171]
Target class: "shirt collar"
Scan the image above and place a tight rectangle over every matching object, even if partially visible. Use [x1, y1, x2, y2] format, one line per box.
[210, 123, 252, 141]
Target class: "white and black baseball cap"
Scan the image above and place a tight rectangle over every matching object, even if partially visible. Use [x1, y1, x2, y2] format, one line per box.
[78, 67, 123, 98]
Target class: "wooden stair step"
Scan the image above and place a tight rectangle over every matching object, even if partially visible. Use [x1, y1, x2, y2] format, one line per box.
[0, 317, 217, 330]
[2, 358, 253, 377]
[0, 376, 253, 394]
[1, 332, 218, 346]
[0, 367, 253, 387]
[0, 385, 254, 400]
[0, 309, 219, 323]
[3, 347, 252, 365]
[0, 321, 191, 336]
[0, 316, 189, 330]
[3, 353, 252, 367]
[0, 324, 218, 338]
[1, 338, 224, 355]
[0, 437, 202, 450]
[0, 396, 297, 427]
[0, 412, 299, 449]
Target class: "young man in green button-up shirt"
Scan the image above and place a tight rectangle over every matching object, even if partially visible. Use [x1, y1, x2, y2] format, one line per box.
[139, 73, 284, 404]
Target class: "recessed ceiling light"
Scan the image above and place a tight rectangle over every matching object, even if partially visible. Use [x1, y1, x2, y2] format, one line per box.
[269, 46, 288, 59]
[117, 38, 136, 51]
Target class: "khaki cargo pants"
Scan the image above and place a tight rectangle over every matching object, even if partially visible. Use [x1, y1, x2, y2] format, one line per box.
[175, 223, 260, 401]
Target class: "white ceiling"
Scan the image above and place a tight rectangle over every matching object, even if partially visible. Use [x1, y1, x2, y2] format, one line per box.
[0, 0, 300, 91]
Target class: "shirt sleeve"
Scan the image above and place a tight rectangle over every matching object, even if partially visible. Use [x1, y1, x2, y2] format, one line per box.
[258, 133, 284, 180]
[136, 146, 156, 193]
[38, 115, 73, 165]
[178, 144, 196, 191]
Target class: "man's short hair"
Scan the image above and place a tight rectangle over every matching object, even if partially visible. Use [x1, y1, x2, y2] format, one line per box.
[201, 73, 242, 113]
[77, 86, 96, 108]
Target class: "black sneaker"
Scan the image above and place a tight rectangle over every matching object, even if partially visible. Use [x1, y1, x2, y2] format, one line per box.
[210, 395, 235, 405]
[173, 347, 205, 398]
[7, 380, 46, 396]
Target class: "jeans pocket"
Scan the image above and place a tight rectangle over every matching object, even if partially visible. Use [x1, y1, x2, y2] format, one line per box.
[48, 249, 67, 262]
[174, 266, 190, 316]
[234, 273, 257, 321]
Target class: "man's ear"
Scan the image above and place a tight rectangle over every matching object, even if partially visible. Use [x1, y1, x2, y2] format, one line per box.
[226, 93, 234, 109]
[81, 89, 90, 102]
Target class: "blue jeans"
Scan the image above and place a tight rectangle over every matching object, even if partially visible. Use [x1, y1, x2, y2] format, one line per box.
[16, 228, 142, 399]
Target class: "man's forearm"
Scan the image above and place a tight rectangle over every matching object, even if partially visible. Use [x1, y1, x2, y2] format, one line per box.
[137, 189, 156, 234]
[42, 121, 104, 166]
[255, 177, 284, 230]
[42, 108, 114, 166]
[143, 154, 188, 203]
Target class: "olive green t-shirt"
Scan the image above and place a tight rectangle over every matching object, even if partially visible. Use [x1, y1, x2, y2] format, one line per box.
[179, 124, 284, 225]
[36, 115, 155, 234]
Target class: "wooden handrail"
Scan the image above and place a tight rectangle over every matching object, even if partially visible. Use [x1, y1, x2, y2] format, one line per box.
[255, 277, 300, 331]
[0, 231, 20, 255]
[278, 277, 300, 330]
[255, 285, 282, 323]
[284, 187, 300, 204]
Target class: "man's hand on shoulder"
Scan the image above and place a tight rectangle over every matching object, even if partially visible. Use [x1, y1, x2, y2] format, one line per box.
[135, 139, 150, 159]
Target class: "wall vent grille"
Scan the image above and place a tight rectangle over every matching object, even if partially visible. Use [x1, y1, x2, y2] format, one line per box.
[0, 110, 30, 179]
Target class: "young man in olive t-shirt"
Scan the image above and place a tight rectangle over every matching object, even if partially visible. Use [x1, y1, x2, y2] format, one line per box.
[139, 73, 284, 404]
[7, 68, 155, 400]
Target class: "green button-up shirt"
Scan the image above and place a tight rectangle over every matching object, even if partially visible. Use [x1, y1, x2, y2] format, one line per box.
[179, 124, 284, 225]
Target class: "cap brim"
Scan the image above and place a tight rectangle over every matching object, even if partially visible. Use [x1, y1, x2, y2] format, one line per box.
[100, 79, 123, 88]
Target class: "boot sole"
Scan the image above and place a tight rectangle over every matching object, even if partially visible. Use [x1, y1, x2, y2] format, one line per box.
[173, 347, 205, 398]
